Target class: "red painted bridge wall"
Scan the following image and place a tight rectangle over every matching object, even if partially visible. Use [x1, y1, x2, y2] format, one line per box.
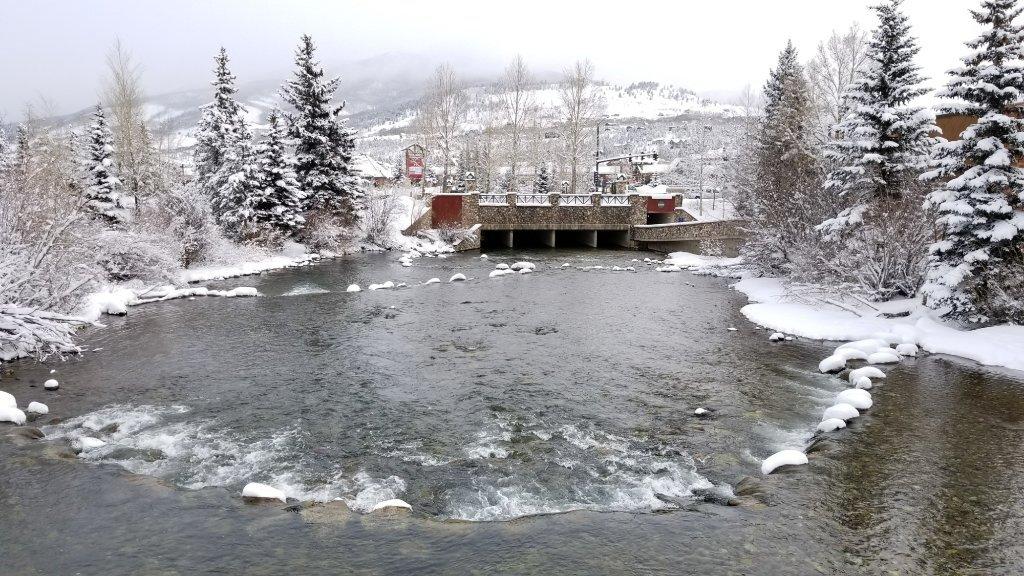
[646, 197, 675, 213]
[432, 195, 463, 227]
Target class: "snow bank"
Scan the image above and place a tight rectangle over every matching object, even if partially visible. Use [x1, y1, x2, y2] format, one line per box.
[0, 406, 26, 425]
[181, 253, 320, 283]
[665, 251, 743, 269]
[760, 449, 808, 475]
[733, 277, 1024, 373]
[241, 482, 287, 503]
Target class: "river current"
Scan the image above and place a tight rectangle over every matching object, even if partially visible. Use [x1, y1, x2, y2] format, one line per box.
[2, 249, 1023, 575]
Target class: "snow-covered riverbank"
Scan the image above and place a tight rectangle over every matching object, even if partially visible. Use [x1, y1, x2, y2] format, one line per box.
[663, 251, 1024, 373]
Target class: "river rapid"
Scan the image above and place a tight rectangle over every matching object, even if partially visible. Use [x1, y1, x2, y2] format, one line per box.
[2, 249, 1023, 575]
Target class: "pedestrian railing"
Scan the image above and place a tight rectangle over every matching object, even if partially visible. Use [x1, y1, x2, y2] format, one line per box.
[516, 193, 550, 206]
[560, 194, 592, 206]
[602, 195, 630, 206]
[479, 194, 508, 206]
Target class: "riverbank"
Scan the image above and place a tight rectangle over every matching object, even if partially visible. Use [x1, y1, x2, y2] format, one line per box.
[664, 251, 1024, 374]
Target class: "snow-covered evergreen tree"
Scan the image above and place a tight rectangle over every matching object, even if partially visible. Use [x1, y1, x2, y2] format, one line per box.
[923, 0, 1024, 323]
[533, 162, 551, 194]
[280, 35, 364, 224]
[820, 0, 935, 233]
[84, 104, 124, 224]
[736, 41, 824, 274]
[214, 134, 260, 239]
[252, 110, 305, 237]
[194, 47, 251, 216]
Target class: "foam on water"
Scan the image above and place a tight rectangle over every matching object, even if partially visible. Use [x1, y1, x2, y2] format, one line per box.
[281, 283, 330, 297]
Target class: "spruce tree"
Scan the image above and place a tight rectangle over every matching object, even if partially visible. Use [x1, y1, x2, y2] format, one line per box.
[820, 0, 934, 233]
[924, 0, 1024, 323]
[194, 47, 251, 216]
[533, 162, 551, 194]
[738, 42, 822, 273]
[252, 109, 305, 236]
[84, 104, 124, 224]
[280, 35, 364, 223]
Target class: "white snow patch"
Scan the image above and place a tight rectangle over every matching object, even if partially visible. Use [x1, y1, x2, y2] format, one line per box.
[867, 351, 901, 365]
[370, 498, 412, 512]
[242, 482, 287, 502]
[816, 418, 847, 433]
[760, 449, 808, 475]
[836, 389, 873, 410]
[0, 406, 26, 425]
[822, 403, 860, 421]
[818, 355, 847, 373]
[896, 343, 919, 357]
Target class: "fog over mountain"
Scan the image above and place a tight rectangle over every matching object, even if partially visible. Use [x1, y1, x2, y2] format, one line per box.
[0, 0, 979, 119]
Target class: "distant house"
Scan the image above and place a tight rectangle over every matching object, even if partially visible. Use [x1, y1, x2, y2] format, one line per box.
[935, 112, 1024, 167]
[352, 154, 395, 187]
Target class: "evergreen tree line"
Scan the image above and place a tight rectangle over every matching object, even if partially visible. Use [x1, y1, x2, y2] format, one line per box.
[735, 0, 1024, 325]
[193, 35, 364, 246]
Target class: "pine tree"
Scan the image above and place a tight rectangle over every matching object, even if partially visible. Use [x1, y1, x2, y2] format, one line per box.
[533, 162, 551, 194]
[280, 34, 364, 223]
[84, 104, 124, 224]
[820, 0, 935, 233]
[923, 0, 1024, 323]
[737, 42, 823, 273]
[252, 110, 305, 237]
[194, 47, 251, 216]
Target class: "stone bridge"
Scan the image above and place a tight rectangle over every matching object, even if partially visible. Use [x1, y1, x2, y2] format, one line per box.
[404, 191, 746, 255]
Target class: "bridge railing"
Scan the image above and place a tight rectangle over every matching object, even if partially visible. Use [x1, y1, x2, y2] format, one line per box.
[601, 195, 631, 207]
[516, 193, 550, 206]
[479, 193, 508, 206]
[559, 194, 592, 206]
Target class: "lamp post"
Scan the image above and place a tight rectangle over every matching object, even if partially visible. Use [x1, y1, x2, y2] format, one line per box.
[594, 120, 614, 193]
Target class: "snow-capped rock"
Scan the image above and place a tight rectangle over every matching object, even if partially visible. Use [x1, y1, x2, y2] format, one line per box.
[44, 379, 59, 390]
[836, 389, 872, 410]
[449, 273, 467, 282]
[895, 343, 919, 357]
[822, 403, 860, 421]
[517, 268, 533, 274]
[224, 287, 258, 298]
[346, 284, 361, 292]
[761, 449, 808, 475]
[848, 366, 886, 383]
[26, 401, 48, 415]
[76, 437, 106, 451]
[510, 262, 536, 271]
[853, 376, 873, 390]
[769, 332, 786, 342]
[694, 407, 709, 416]
[368, 281, 395, 291]
[816, 418, 847, 433]
[818, 355, 847, 373]
[495, 263, 510, 271]
[833, 347, 869, 361]
[0, 391, 16, 408]
[424, 278, 441, 285]
[0, 406, 27, 425]
[241, 482, 286, 503]
[370, 498, 412, 513]
[867, 351, 901, 364]
[489, 269, 514, 278]
[656, 265, 682, 273]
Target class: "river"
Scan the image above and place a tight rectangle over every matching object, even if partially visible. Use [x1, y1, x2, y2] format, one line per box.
[1, 249, 1023, 575]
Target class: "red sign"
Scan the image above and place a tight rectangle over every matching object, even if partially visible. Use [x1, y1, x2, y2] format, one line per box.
[405, 145, 425, 182]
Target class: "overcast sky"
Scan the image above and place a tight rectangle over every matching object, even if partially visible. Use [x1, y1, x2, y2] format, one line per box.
[0, 0, 982, 119]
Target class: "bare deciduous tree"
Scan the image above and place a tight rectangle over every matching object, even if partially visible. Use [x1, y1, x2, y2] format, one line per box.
[806, 25, 870, 146]
[422, 64, 466, 193]
[103, 39, 149, 204]
[500, 55, 534, 191]
[559, 60, 603, 194]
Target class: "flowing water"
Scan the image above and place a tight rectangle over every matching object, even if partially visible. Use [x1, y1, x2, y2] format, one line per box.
[1, 250, 1023, 575]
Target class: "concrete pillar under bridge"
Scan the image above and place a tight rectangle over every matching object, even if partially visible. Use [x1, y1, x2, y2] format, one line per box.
[502, 230, 514, 248]
[541, 230, 556, 248]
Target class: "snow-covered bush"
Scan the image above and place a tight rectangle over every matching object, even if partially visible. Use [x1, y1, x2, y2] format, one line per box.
[363, 190, 403, 248]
